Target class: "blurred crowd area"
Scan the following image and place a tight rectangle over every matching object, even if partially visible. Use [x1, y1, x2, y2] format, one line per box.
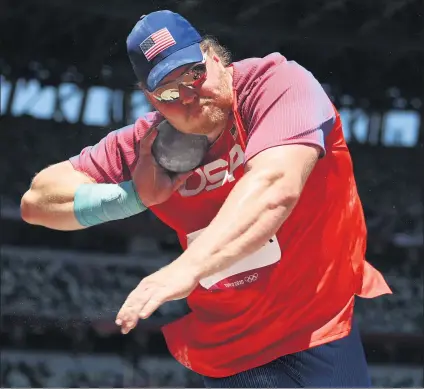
[1, 245, 422, 335]
[1, 352, 422, 387]
[1, 118, 423, 387]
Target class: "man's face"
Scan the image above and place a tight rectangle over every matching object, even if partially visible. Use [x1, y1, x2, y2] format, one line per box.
[145, 51, 233, 138]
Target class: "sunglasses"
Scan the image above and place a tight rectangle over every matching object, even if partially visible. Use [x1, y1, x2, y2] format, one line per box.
[152, 54, 207, 103]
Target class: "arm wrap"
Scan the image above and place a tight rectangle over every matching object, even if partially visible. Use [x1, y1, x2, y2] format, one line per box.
[74, 180, 146, 227]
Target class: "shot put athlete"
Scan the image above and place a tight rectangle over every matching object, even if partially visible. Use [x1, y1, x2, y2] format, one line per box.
[21, 10, 392, 388]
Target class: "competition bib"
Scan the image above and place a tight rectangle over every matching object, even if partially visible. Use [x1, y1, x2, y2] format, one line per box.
[187, 227, 282, 290]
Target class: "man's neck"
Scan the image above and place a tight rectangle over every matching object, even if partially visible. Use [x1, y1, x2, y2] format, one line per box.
[206, 72, 235, 144]
[206, 114, 234, 145]
[206, 126, 225, 143]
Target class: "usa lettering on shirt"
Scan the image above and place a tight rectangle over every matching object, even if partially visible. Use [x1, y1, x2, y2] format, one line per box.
[178, 144, 244, 197]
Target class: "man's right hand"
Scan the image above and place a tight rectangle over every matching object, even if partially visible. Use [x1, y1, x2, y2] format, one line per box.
[132, 127, 193, 207]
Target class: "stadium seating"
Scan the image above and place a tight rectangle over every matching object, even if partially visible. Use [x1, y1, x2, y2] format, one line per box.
[1, 244, 422, 335]
[1, 245, 187, 322]
[2, 351, 422, 387]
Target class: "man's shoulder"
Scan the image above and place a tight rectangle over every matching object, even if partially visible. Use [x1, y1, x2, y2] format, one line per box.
[233, 53, 315, 92]
[233, 53, 325, 115]
[233, 52, 286, 71]
[232, 53, 287, 91]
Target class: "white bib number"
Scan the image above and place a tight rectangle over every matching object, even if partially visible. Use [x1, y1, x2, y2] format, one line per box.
[186, 227, 282, 289]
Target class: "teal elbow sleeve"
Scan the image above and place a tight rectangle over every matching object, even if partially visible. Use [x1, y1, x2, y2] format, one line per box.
[74, 180, 146, 227]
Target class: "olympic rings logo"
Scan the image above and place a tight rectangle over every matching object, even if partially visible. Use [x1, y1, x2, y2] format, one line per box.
[244, 273, 259, 283]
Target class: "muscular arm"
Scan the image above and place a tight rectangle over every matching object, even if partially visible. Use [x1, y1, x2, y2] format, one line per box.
[178, 144, 320, 278]
[178, 61, 332, 278]
[20, 115, 176, 231]
[21, 161, 95, 231]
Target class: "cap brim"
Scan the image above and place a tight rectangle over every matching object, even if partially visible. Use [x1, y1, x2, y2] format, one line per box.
[146, 42, 203, 92]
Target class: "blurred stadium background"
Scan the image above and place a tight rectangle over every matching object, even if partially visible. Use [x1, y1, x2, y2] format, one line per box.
[1, 0, 423, 387]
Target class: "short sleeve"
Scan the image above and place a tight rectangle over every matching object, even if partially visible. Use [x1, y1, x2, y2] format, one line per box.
[69, 111, 163, 183]
[242, 61, 336, 162]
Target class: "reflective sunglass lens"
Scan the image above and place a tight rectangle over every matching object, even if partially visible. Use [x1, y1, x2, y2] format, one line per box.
[159, 89, 179, 101]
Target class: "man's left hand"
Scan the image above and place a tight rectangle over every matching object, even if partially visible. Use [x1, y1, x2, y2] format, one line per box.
[115, 261, 199, 334]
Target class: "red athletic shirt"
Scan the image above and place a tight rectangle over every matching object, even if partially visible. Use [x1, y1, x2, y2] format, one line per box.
[70, 53, 391, 377]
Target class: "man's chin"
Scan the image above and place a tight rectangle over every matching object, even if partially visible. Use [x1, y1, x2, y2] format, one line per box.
[172, 107, 228, 136]
[190, 103, 209, 118]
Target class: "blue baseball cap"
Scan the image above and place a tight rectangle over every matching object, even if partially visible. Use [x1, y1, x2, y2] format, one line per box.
[127, 10, 203, 92]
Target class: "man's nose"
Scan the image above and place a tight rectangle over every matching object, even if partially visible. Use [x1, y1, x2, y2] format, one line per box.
[178, 84, 197, 105]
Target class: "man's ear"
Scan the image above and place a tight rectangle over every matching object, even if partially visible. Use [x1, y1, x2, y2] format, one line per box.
[206, 47, 219, 63]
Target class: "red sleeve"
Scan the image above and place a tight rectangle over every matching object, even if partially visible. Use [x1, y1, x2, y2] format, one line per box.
[241, 60, 336, 162]
[69, 112, 163, 183]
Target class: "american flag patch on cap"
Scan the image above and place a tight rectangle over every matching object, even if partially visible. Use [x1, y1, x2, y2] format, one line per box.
[140, 28, 176, 61]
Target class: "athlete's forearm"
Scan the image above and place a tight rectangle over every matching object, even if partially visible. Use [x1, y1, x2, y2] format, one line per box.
[177, 169, 299, 279]
[21, 163, 92, 230]
[21, 190, 83, 231]
[22, 181, 146, 231]
[178, 144, 320, 280]
[21, 162, 146, 231]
